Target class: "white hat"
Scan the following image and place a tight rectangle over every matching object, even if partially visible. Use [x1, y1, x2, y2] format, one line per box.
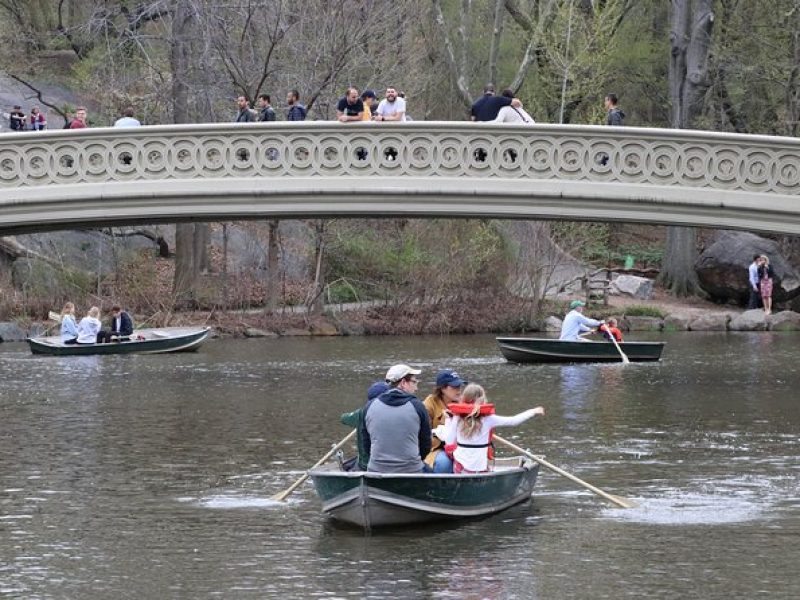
[385, 364, 422, 383]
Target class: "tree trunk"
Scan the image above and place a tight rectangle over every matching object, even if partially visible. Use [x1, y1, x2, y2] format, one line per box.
[170, 0, 199, 305]
[308, 221, 326, 316]
[264, 219, 281, 313]
[661, 0, 714, 297]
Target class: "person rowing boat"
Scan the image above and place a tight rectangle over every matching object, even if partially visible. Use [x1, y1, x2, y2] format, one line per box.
[559, 300, 604, 341]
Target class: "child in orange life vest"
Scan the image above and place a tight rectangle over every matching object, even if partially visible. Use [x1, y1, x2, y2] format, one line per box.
[438, 384, 545, 473]
[599, 317, 623, 342]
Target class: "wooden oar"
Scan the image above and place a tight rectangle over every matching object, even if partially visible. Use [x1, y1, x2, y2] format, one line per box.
[271, 429, 356, 502]
[493, 434, 636, 509]
[601, 324, 630, 364]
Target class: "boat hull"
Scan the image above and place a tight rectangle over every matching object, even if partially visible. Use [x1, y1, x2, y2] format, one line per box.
[309, 457, 539, 529]
[497, 337, 665, 363]
[27, 327, 211, 356]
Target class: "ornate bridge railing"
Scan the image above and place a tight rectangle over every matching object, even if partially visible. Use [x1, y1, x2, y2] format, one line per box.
[1, 122, 799, 234]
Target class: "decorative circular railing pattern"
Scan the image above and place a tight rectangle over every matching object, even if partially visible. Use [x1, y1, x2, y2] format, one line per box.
[1, 122, 800, 234]
[2, 122, 799, 193]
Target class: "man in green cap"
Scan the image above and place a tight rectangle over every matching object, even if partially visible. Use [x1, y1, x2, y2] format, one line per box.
[559, 300, 604, 341]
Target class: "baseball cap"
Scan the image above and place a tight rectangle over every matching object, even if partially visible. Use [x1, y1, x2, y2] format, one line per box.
[569, 300, 586, 309]
[385, 364, 422, 383]
[361, 89, 376, 99]
[367, 381, 390, 400]
[435, 369, 466, 388]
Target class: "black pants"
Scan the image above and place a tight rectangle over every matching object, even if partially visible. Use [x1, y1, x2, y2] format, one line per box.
[747, 287, 763, 310]
[97, 331, 130, 343]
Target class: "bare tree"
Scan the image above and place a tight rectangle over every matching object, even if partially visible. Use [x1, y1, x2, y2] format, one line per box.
[660, 0, 714, 297]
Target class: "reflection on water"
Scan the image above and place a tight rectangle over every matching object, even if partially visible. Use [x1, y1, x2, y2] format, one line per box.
[1, 332, 799, 598]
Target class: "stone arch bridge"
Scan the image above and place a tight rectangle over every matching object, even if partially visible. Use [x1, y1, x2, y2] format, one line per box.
[1, 122, 799, 235]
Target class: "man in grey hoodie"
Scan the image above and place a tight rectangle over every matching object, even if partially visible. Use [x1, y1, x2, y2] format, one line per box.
[361, 364, 432, 473]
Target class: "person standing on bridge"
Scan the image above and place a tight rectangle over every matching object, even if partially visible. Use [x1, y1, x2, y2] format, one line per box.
[286, 90, 307, 121]
[470, 84, 521, 122]
[29, 106, 47, 130]
[336, 87, 364, 123]
[234, 96, 256, 123]
[69, 107, 88, 129]
[604, 93, 625, 126]
[493, 89, 535, 124]
[256, 94, 276, 122]
[9, 105, 27, 131]
[114, 106, 141, 128]
[373, 87, 406, 122]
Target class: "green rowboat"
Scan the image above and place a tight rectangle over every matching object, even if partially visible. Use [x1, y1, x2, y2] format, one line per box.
[497, 337, 665, 363]
[28, 327, 211, 356]
[308, 457, 539, 530]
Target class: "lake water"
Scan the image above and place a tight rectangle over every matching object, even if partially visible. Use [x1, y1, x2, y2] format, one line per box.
[1, 333, 798, 598]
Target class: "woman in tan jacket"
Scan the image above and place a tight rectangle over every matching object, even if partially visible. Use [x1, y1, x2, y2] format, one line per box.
[423, 369, 466, 472]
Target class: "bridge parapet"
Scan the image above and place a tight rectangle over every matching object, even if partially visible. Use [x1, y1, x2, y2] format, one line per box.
[1, 122, 799, 195]
[2, 123, 800, 235]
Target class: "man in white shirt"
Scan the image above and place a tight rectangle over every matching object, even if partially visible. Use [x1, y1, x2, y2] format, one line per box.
[373, 87, 406, 122]
[114, 106, 141, 127]
[559, 300, 604, 341]
[493, 89, 534, 124]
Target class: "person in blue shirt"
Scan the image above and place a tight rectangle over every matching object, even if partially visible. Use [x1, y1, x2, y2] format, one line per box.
[559, 300, 604, 341]
[60, 302, 79, 344]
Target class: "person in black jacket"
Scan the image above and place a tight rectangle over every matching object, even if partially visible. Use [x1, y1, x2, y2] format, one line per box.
[97, 305, 134, 343]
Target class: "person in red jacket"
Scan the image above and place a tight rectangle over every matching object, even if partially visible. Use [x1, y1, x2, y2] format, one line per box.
[599, 318, 623, 342]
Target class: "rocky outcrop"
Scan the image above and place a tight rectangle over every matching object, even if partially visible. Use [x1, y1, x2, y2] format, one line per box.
[695, 231, 800, 305]
[243, 327, 278, 338]
[729, 309, 768, 331]
[623, 316, 662, 331]
[663, 314, 691, 331]
[767, 311, 800, 331]
[688, 313, 730, 331]
[542, 316, 562, 332]
[611, 275, 654, 300]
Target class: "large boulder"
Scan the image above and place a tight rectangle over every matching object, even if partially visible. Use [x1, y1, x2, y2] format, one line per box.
[611, 275, 654, 300]
[729, 309, 768, 331]
[623, 316, 662, 331]
[542, 316, 562, 332]
[688, 313, 730, 331]
[695, 231, 800, 305]
[767, 311, 800, 331]
[663, 314, 691, 331]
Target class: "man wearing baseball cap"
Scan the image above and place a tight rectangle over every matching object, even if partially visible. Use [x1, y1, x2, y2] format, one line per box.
[360, 364, 432, 473]
[559, 300, 604, 341]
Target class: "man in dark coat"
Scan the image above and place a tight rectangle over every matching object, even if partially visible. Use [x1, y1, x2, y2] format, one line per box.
[97, 305, 134, 343]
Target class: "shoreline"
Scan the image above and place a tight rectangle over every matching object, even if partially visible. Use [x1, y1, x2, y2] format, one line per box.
[2, 293, 798, 343]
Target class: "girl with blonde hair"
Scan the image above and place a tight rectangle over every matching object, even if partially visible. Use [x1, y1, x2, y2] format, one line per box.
[60, 302, 79, 344]
[439, 383, 544, 473]
[76, 306, 102, 344]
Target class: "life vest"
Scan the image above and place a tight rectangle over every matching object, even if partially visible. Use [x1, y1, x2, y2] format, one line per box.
[447, 402, 495, 416]
[445, 403, 496, 461]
